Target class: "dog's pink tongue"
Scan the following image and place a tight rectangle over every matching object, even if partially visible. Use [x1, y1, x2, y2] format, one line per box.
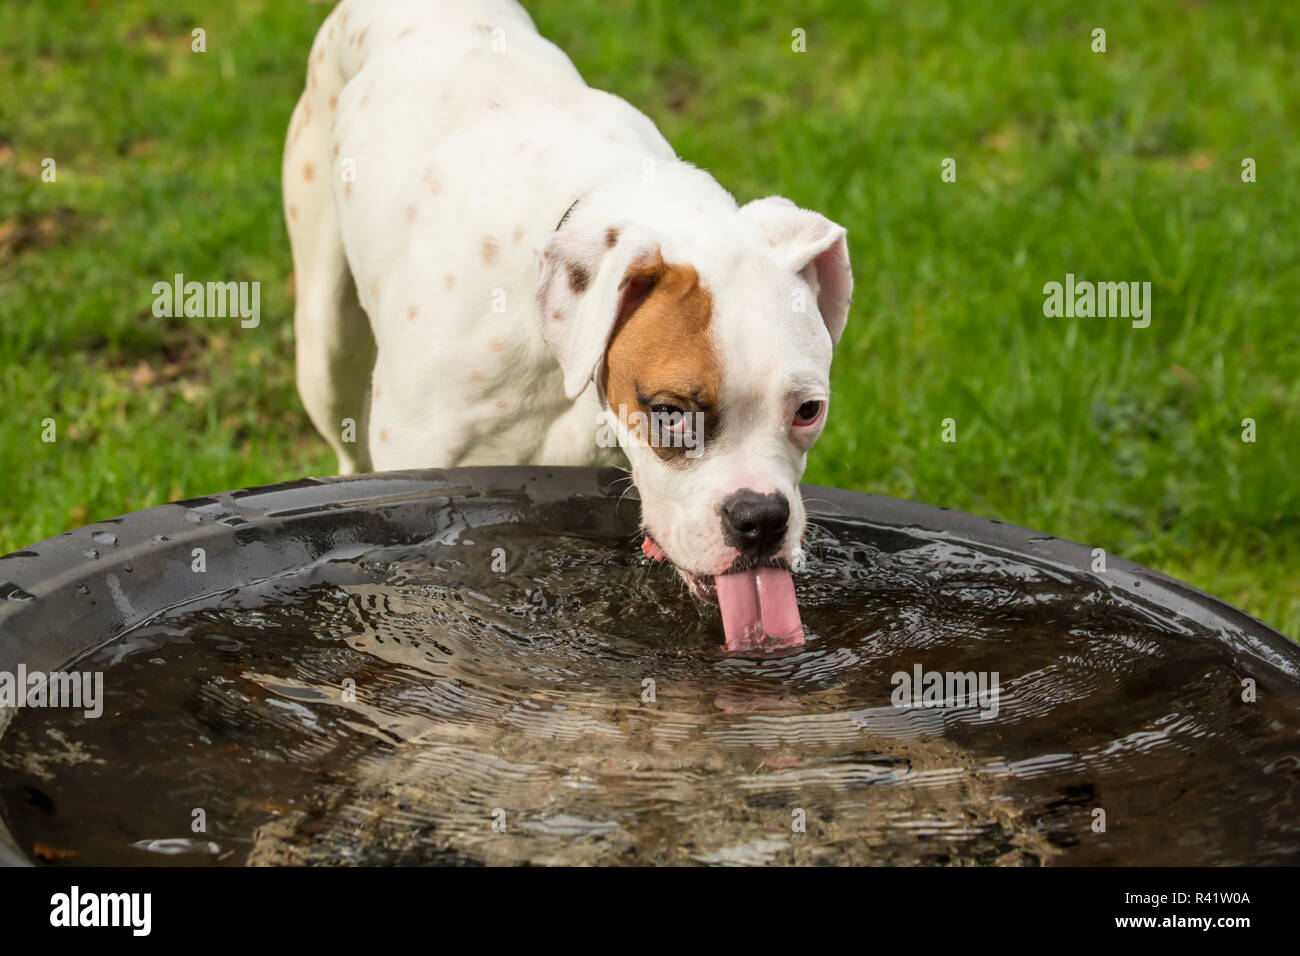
[715, 566, 804, 652]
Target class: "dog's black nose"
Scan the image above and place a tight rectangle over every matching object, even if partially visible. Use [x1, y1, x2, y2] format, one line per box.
[719, 490, 789, 560]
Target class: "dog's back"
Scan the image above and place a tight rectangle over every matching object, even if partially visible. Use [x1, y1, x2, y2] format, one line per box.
[284, 0, 672, 472]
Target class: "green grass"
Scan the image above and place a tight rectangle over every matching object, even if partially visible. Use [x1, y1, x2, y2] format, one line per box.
[1, 0, 1297, 637]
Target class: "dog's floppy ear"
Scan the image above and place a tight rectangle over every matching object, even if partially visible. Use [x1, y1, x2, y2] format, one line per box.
[740, 196, 853, 347]
[536, 223, 664, 399]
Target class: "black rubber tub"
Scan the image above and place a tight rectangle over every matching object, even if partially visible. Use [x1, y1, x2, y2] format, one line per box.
[1, 466, 1297, 867]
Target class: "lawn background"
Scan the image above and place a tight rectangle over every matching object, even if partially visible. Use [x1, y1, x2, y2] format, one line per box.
[1, 0, 1297, 636]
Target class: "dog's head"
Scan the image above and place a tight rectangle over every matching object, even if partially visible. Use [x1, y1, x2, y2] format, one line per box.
[536, 196, 851, 649]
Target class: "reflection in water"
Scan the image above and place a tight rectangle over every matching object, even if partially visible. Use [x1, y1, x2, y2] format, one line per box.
[1, 514, 1298, 866]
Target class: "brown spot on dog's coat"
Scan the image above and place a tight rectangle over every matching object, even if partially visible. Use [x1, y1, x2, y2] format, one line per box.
[445, 273, 455, 291]
[329, 94, 338, 110]
[513, 225, 524, 244]
[605, 227, 619, 248]
[601, 257, 719, 463]
[488, 340, 505, 352]
[288, 204, 298, 221]
[303, 162, 315, 182]
[378, 428, 388, 442]
[567, 262, 590, 294]
[407, 305, 417, 321]
[481, 238, 499, 265]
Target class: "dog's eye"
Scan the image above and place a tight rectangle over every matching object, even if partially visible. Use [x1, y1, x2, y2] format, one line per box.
[649, 403, 688, 432]
[793, 400, 824, 426]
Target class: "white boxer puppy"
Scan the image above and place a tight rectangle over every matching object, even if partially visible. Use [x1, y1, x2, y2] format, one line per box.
[283, 0, 853, 651]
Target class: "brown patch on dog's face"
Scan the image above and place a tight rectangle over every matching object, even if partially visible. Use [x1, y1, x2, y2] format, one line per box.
[601, 258, 718, 463]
